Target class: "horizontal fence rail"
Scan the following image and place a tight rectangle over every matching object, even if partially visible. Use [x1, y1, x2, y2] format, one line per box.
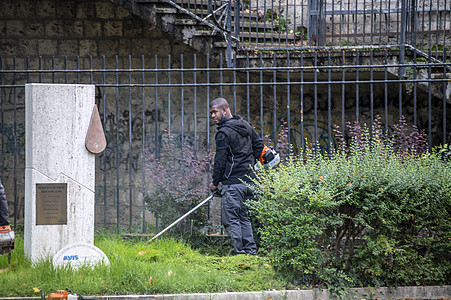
[0, 52, 449, 233]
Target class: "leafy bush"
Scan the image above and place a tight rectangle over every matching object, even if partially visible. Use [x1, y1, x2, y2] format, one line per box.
[249, 117, 450, 292]
[144, 130, 213, 237]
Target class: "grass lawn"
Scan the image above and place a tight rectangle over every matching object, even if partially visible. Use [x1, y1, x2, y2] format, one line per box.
[0, 233, 291, 297]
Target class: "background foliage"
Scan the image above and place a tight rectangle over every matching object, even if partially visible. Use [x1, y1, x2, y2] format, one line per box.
[249, 117, 450, 293]
[144, 131, 213, 237]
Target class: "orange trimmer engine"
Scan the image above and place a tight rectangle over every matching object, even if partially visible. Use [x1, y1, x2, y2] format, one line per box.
[0, 225, 15, 255]
[256, 146, 280, 170]
[259, 146, 274, 164]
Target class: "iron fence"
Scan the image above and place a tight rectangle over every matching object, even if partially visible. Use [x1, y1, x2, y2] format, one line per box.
[0, 52, 449, 232]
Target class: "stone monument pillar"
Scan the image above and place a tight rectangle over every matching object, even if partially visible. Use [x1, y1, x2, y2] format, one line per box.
[24, 84, 96, 263]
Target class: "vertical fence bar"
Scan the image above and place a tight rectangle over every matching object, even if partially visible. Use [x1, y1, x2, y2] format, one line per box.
[293, 0, 297, 46]
[259, 53, 263, 137]
[434, 0, 439, 59]
[246, 53, 250, 122]
[155, 55, 159, 159]
[427, 55, 432, 150]
[273, 53, 277, 148]
[247, 0, 252, 49]
[331, 0, 336, 46]
[443, 49, 447, 145]
[206, 55, 210, 152]
[13, 57, 17, 230]
[399, 0, 407, 81]
[102, 56, 107, 229]
[379, 0, 383, 45]
[141, 55, 146, 233]
[313, 52, 318, 153]
[287, 53, 291, 148]
[341, 51, 346, 137]
[413, 49, 417, 126]
[194, 54, 197, 159]
[233, 54, 237, 115]
[327, 52, 332, 150]
[220, 54, 223, 98]
[354, 0, 358, 45]
[370, 50, 374, 138]
[310, 0, 318, 45]
[370, 0, 374, 45]
[271, 0, 274, 45]
[278, 0, 282, 44]
[181, 54, 185, 158]
[443, 0, 448, 54]
[356, 51, 360, 123]
[410, 0, 417, 46]
[300, 53, 305, 152]
[363, 0, 367, 44]
[168, 55, 171, 137]
[398, 70, 403, 122]
[115, 55, 120, 231]
[420, 0, 426, 49]
[226, 0, 232, 67]
[235, 0, 242, 48]
[0, 57, 3, 188]
[427, 0, 432, 58]
[128, 56, 133, 233]
[384, 49, 389, 132]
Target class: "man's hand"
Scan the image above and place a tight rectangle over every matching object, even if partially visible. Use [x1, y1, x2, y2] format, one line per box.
[209, 183, 218, 192]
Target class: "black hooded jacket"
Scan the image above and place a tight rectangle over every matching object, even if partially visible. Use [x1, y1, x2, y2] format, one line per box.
[212, 115, 264, 186]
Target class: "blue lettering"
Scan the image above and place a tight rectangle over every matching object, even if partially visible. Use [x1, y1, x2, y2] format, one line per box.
[62, 255, 79, 261]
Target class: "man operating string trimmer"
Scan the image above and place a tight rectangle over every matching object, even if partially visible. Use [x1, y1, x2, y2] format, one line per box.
[144, 97, 278, 251]
[209, 97, 278, 255]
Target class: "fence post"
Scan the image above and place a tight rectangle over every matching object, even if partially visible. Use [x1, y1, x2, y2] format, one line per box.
[309, 0, 319, 46]
[234, 0, 240, 49]
[399, 0, 407, 79]
[226, 0, 233, 67]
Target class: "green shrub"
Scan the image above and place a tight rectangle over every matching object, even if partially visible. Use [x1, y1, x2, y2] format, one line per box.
[249, 117, 450, 292]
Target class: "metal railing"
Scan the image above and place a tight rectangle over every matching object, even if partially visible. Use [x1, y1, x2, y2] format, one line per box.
[154, 0, 450, 68]
[0, 52, 449, 232]
[232, 0, 451, 52]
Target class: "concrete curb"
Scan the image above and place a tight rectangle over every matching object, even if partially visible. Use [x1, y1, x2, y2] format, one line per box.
[2, 286, 450, 300]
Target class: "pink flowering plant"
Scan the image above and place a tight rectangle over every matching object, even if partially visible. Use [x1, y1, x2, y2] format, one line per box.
[144, 130, 213, 236]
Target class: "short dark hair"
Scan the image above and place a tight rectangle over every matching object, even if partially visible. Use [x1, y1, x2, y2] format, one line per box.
[210, 97, 229, 109]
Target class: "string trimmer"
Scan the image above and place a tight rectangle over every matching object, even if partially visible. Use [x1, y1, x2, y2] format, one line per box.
[139, 193, 215, 255]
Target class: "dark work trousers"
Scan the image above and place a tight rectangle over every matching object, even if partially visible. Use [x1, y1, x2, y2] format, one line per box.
[0, 178, 9, 226]
[221, 183, 257, 255]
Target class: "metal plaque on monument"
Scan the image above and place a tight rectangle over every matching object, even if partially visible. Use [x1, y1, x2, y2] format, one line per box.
[36, 183, 67, 225]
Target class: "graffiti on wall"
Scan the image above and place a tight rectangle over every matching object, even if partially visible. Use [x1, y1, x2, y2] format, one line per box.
[0, 123, 25, 157]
